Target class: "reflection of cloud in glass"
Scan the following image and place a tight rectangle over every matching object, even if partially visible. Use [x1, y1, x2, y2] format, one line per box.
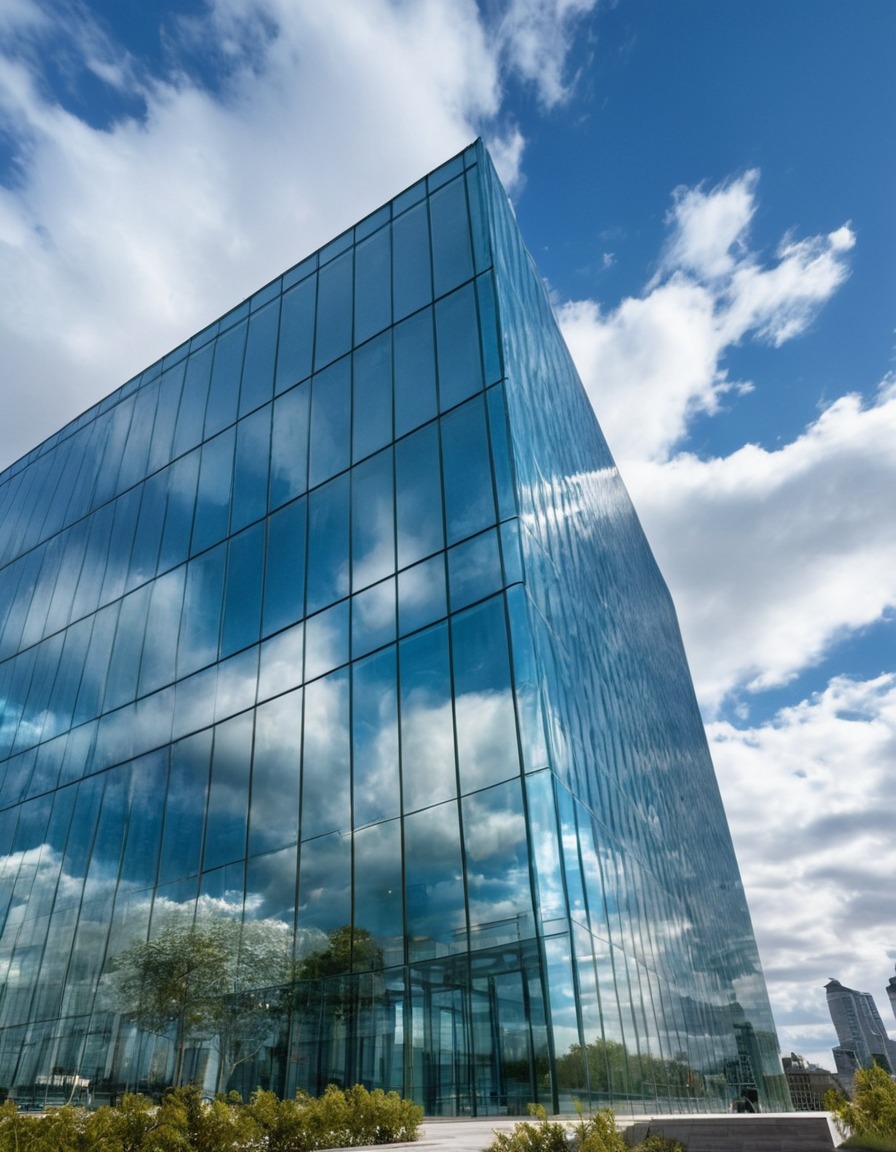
[519, 468, 627, 540]
[455, 689, 519, 791]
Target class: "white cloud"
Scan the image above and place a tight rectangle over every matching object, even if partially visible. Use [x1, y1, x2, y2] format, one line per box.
[708, 674, 896, 1067]
[488, 0, 597, 108]
[626, 380, 896, 712]
[0, 0, 569, 470]
[559, 170, 854, 466]
[555, 170, 894, 721]
[659, 170, 759, 282]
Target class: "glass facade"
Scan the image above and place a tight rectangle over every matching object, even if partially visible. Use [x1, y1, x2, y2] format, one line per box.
[0, 142, 789, 1115]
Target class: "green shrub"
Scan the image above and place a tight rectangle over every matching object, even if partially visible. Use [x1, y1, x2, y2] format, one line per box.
[635, 1135, 687, 1152]
[244, 1089, 308, 1152]
[826, 1064, 896, 1147]
[484, 1105, 687, 1152]
[337, 1085, 423, 1145]
[486, 1104, 571, 1152]
[0, 1083, 423, 1152]
[573, 1105, 628, 1152]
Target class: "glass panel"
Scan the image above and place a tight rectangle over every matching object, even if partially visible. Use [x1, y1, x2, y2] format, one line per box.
[246, 846, 297, 924]
[206, 319, 247, 437]
[127, 472, 167, 588]
[353, 819, 402, 953]
[221, 522, 264, 657]
[505, 585, 548, 772]
[525, 770, 565, 928]
[487, 383, 516, 521]
[441, 396, 495, 545]
[498, 519, 523, 585]
[392, 200, 431, 321]
[404, 801, 465, 960]
[103, 584, 151, 712]
[173, 664, 218, 740]
[138, 565, 185, 695]
[301, 668, 350, 841]
[395, 423, 442, 568]
[430, 175, 473, 298]
[159, 450, 200, 572]
[304, 600, 349, 682]
[117, 751, 166, 891]
[354, 226, 391, 345]
[214, 645, 258, 722]
[73, 600, 118, 726]
[203, 710, 253, 870]
[352, 646, 400, 828]
[59, 720, 97, 786]
[397, 553, 446, 637]
[305, 473, 349, 614]
[393, 308, 436, 440]
[463, 779, 534, 948]
[544, 933, 582, 1098]
[172, 343, 214, 457]
[314, 249, 353, 369]
[452, 596, 520, 793]
[351, 577, 395, 659]
[447, 527, 502, 612]
[263, 498, 306, 637]
[276, 277, 315, 393]
[148, 361, 185, 472]
[231, 404, 271, 532]
[477, 274, 502, 385]
[270, 383, 310, 509]
[240, 298, 279, 417]
[309, 356, 351, 488]
[157, 730, 211, 884]
[118, 383, 159, 491]
[351, 446, 394, 592]
[257, 622, 304, 702]
[297, 830, 350, 936]
[436, 282, 483, 411]
[192, 427, 235, 555]
[466, 166, 491, 275]
[44, 617, 91, 742]
[399, 621, 455, 812]
[557, 789, 586, 928]
[178, 542, 226, 677]
[352, 331, 392, 462]
[92, 398, 134, 506]
[100, 488, 140, 604]
[249, 689, 302, 857]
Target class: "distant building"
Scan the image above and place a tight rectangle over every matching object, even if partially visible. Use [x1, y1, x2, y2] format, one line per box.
[825, 978, 896, 1081]
[887, 966, 896, 1028]
[782, 1053, 841, 1111]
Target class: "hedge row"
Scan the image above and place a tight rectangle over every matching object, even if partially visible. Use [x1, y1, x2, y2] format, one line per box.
[0, 1083, 424, 1152]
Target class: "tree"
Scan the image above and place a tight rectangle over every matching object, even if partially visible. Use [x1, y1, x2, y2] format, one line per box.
[825, 1062, 896, 1146]
[108, 917, 291, 1091]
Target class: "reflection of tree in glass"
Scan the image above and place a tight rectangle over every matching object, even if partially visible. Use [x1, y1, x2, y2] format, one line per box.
[291, 925, 384, 1091]
[555, 1038, 706, 1101]
[109, 917, 290, 1091]
[297, 925, 382, 982]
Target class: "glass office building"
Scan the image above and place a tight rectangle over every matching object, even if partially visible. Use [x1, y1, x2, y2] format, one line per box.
[0, 142, 788, 1114]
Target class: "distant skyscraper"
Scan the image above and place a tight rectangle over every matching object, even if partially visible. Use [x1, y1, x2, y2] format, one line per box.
[888, 966, 896, 1027]
[826, 979, 896, 1078]
[0, 141, 789, 1114]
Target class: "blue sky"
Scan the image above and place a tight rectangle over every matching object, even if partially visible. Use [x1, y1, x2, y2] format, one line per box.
[1, 0, 894, 1069]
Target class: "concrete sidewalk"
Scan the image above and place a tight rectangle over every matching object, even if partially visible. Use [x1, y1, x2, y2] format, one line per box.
[401, 1112, 843, 1152]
